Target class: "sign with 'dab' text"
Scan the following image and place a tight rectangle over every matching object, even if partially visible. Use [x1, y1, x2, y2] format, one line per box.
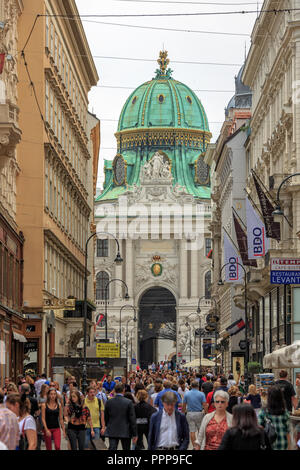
[271, 258, 300, 284]
[96, 343, 120, 358]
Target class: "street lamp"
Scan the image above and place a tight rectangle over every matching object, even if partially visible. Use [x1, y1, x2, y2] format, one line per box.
[185, 321, 193, 363]
[130, 327, 135, 371]
[126, 316, 137, 376]
[119, 305, 136, 358]
[82, 231, 123, 394]
[198, 296, 219, 375]
[272, 173, 300, 223]
[186, 312, 201, 372]
[218, 261, 249, 392]
[104, 279, 129, 342]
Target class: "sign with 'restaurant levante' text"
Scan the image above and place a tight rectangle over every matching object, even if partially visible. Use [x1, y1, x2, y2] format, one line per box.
[271, 258, 300, 284]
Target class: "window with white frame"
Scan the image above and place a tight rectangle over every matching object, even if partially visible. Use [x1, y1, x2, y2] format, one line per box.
[96, 271, 109, 300]
[97, 239, 109, 257]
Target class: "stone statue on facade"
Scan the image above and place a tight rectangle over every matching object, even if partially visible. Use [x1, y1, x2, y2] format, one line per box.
[141, 152, 172, 182]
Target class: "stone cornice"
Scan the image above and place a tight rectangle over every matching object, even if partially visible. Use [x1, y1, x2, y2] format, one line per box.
[44, 140, 90, 208]
[50, 0, 99, 88]
[44, 229, 86, 273]
[249, 46, 293, 127]
[219, 175, 233, 210]
[115, 128, 212, 150]
[44, 66, 89, 151]
[243, 0, 288, 86]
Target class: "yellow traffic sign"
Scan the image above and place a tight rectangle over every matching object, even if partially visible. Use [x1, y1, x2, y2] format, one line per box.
[96, 343, 120, 358]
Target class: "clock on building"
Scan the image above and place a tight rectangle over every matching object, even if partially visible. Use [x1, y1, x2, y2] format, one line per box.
[113, 155, 126, 185]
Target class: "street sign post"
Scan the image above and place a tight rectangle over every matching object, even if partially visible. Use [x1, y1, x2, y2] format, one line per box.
[271, 258, 300, 284]
[96, 343, 120, 358]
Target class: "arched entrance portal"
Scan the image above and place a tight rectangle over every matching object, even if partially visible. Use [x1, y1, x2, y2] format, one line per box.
[138, 287, 176, 370]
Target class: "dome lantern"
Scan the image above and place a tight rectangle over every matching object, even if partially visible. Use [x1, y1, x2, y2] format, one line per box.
[154, 50, 173, 79]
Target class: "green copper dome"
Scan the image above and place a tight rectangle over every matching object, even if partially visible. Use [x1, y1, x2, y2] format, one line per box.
[118, 77, 210, 132]
[96, 51, 212, 203]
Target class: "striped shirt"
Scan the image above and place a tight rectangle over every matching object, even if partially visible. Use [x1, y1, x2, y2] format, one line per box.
[0, 406, 20, 450]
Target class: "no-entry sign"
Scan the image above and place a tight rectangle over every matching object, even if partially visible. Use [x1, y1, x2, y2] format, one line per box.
[271, 258, 300, 284]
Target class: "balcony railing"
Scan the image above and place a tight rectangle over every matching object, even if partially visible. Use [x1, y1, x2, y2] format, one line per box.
[63, 300, 95, 322]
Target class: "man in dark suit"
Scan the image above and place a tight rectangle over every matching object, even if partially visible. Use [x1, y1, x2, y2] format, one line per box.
[104, 383, 137, 450]
[148, 391, 190, 450]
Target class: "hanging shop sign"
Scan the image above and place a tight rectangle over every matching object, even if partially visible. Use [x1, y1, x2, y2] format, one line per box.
[96, 343, 120, 358]
[270, 258, 300, 284]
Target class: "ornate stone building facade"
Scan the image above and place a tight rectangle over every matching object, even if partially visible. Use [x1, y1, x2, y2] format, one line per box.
[95, 53, 213, 369]
[0, 0, 25, 383]
[17, 0, 99, 376]
[242, 0, 300, 373]
[207, 67, 253, 377]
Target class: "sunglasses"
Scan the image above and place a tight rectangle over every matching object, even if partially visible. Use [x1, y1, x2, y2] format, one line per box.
[215, 400, 226, 404]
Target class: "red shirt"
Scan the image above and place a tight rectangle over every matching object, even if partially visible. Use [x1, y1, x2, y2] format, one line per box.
[204, 416, 228, 450]
[206, 391, 215, 413]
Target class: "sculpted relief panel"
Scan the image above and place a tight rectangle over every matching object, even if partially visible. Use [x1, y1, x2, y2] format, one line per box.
[140, 152, 172, 183]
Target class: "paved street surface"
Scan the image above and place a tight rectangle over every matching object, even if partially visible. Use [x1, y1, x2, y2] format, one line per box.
[40, 435, 193, 451]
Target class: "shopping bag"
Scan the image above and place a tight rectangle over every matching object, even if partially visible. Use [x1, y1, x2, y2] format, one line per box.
[88, 437, 108, 450]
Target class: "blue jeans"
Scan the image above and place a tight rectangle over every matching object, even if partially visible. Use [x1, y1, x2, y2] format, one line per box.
[85, 427, 100, 449]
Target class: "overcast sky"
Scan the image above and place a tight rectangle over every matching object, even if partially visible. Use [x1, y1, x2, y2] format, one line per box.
[75, 0, 262, 189]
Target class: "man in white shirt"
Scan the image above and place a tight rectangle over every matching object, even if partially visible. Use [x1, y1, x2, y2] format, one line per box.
[148, 392, 189, 450]
[34, 374, 48, 398]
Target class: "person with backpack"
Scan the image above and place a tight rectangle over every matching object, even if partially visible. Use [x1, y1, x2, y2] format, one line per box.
[218, 404, 272, 450]
[258, 385, 291, 450]
[83, 386, 105, 449]
[275, 370, 298, 413]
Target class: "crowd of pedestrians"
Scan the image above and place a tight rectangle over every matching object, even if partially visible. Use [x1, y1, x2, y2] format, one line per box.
[0, 367, 299, 451]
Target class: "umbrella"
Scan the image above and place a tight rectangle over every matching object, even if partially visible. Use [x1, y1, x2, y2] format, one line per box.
[184, 358, 217, 368]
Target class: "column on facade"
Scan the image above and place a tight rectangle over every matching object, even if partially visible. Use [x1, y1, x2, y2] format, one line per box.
[191, 246, 198, 298]
[114, 259, 123, 298]
[180, 240, 188, 298]
[213, 235, 221, 291]
[125, 238, 133, 297]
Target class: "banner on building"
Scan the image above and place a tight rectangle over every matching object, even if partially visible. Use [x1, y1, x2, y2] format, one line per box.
[232, 211, 257, 267]
[252, 171, 280, 240]
[0, 54, 5, 75]
[246, 198, 270, 258]
[226, 318, 245, 336]
[223, 230, 244, 283]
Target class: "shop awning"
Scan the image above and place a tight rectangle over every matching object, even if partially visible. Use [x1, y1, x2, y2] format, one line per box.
[13, 331, 27, 343]
[263, 341, 300, 369]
